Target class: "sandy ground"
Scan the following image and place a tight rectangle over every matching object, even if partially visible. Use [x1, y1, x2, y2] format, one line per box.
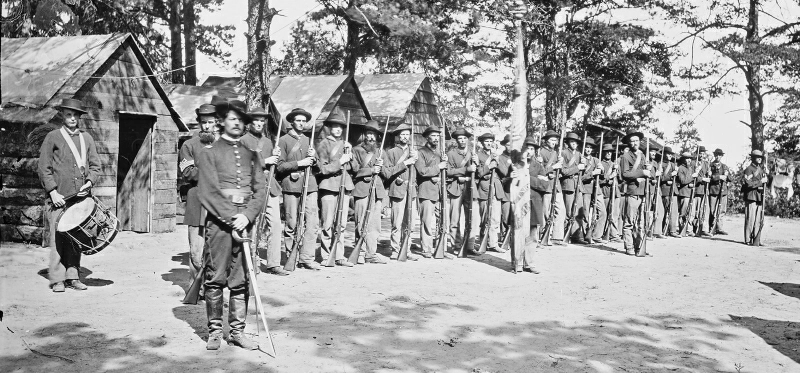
[1, 213, 799, 373]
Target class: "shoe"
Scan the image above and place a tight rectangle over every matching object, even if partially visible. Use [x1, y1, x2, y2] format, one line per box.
[493, 247, 508, 254]
[420, 252, 432, 258]
[625, 249, 635, 256]
[297, 262, 321, 271]
[66, 280, 87, 290]
[366, 255, 388, 264]
[206, 331, 223, 350]
[572, 238, 589, 245]
[228, 333, 258, 350]
[406, 253, 420, 261]
[716, 230, 728, 235]
[609, 237, 623, 243]
[553, 240, 567, 246]
[266, 267, 290, 276]
[335, 259, 354, 267]
[698, 231, 712, 237]
[654, 234, 666, 239]
[357, 256, 366, 264]
[593, 238, 607, 244]
[523, 267, 540, 274]
[390, 252, 399, 260]
[52, 282, 65, 293]
[668, 233, 681, 238]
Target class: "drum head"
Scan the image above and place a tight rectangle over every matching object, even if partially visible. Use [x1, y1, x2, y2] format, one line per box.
[57, 197, 97, 232]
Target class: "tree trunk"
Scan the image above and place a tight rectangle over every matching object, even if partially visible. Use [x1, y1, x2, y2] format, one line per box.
[246, 0, 276, 108]
[543, 12, 558, 131]
[183, 0, 197, 85]
[510, 20, 528, 148]
[170, 0, 184, 84]
[746, 0, 764, 151]
[343, 0, 361, 76]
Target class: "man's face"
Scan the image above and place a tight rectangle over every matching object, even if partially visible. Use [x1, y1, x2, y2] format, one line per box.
[291, 116, 308, 132]
[365, 132, 377, 144]
[628, 136, 640, 151]
[584, 145, 594, 156]
[603, 150, 612, 160]
[714, 154, 723, 161]
[427, 133, 440, 147]
[198, 115, 217, 133]
[754, 156, 763, 164]
[456, 135, 468, 148]
[567, 139, 578, 150]
[667, 153, 674, 162]
[61, 108, 80, 129]
[504, 142, 513, 153]
[547, 137, 557, 148]
[525, 145, 537, 158]
[250, 117, 266, 134]
[397, 130, 410, 145]
[221, 111, 244, 137]
[649, 149, 657, 159]
[330, 124, 343, 138]
[482, 139, 494, 150]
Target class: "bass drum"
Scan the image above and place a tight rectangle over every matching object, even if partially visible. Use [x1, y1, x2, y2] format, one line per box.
[56, 196, 121, 255]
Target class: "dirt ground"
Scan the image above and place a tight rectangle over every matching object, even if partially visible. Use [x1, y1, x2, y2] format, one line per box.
[1, 213, 799, 373]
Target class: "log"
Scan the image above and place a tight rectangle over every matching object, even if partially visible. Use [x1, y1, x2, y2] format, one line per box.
[0, 223, 44, 244]
[0, 187, 47, 205]
[1, 173, 42, 188]
[0, 157, 40, 177]
[151, 218, 175, 233]
[0, 205, 45, 226]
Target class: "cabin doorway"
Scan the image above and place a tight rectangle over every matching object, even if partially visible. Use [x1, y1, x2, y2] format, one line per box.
[117, 114, 155, 232]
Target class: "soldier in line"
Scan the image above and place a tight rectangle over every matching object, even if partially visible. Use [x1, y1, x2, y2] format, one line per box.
[560, 132, 586, 243]
[351, 120, 389, 263]
[415, 126, 448, 258]
[600, 143, 621, 243]
[659, 147, 680, 238]
[619, 130, 651, 256]
[382, 124, 420, 260]
[446, 128, 478, 252]
[579, 137, 605, 243]
[676, 151, 697, 237]
[475, 133, 506, 251]
[708, 148, 730, 236]
[539, 130, 565, 246]
[742, 150, 768, 246]
[693, 146, 712, 237]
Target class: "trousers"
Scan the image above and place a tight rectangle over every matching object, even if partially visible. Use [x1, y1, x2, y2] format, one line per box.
[282, 191, 320, 265]
[354, 197, 382, 258]
[319, 191, 348, 261]
[621, 195, 644, 252]
[478, 194, 502, 249]
[542, 192, 565, 240]
[47, 205, 80, 285]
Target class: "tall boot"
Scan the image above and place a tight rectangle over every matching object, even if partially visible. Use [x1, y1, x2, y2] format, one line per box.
[228, 290, 258, 350]
[205, 286, 224, 350]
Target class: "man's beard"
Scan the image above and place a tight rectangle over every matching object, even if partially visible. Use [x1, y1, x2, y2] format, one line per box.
[363, 140, 377, 153]
[199, 131, 216, 144]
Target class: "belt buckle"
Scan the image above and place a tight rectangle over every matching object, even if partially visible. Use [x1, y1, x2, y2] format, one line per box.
[231, 195, 245, 204]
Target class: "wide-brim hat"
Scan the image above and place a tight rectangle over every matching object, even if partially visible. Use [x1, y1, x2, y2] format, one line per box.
[523, 136, 539, 148]
[750, 150, 763, 158]
[195, 103, 216, 117]
[391, 123, 411, 135]
[57, 98, 87, 115]
[210, 95, 228, 106]
[286, 108, 312, 122]
[602, 144, 614, 152]
[215, 100, 251, 122]
[541, 130, 559, 140]
[663, 146, 674, 154]
[500, 134, 512, 145]
[622, 130, 644, 143]
[451, 127, 472, 138]
[477, 132, 495, 141]
[713, 148, 724, 155]
[583, 137, 596, 147]
[679, 151, 693, 159]
[698, 145, 707, 152]
[564, 132, 581, 142]
[323, 112, 347, 127]
[422, 126, 441, 137]
[248, 107, 270, 118]
[363, 120, 382, 134]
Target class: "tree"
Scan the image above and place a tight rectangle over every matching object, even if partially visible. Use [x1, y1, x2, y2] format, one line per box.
[654, 0, 800, 151]
[245, 0, 278, 108]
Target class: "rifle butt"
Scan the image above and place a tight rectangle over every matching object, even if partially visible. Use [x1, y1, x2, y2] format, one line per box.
[324, 235, 339, 267]
[283, 236, 301, 271]
[182, 269, 205, 305]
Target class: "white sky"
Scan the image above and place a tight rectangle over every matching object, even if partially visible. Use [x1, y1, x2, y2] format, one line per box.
[195, 0, 795, 165]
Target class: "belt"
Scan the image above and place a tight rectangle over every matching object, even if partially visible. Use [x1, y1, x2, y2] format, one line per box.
[221, 189, 252, 205]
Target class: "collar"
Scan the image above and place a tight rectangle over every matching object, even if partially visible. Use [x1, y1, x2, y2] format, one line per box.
[458, 147, 468, 155]
[62, 126, 80, 136]
[220, 134, 241, 143]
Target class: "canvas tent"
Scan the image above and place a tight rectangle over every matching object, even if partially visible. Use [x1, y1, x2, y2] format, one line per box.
[1, 33, 186, 244]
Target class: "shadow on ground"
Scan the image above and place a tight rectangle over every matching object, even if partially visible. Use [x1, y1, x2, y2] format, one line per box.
[759, 281, 800, 302]
[730, 315, 800, 364]
[36, 267, 114, 287]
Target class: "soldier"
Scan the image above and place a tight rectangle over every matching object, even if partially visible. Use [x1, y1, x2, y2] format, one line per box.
[197, 100, 266, 350]
[659, 147, 680, 238]
[179, 104, 218, 287]
[277, 108, 321, 270]
[676, 151, 697, 237]
[351, 120, 389, 263]
[315, 112, 355, 267]
[742, 150, 768, 245]
[416, 126, 448, 258]
[539, 130, 565, 246]
[561, 132, 586, 243]
[524, 137, 548, 273]
[708, 148, 730, 235]
[600, 143, 621, 242]
[497, 135, 513, 249]
[475, 133, 505, 252]
[240, 107, 287, 276]
[693, 146, 712, 236]
[619, 130, 651, 256]
[646, 145, 664, 239]
[446, 128, 478, 252]
[38, 98, 101, 293]
[382, 123, 420, 260]
[579, 137, 605, 243]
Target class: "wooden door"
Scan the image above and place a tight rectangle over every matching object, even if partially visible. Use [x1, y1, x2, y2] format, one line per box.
[118, 128, 153, 232]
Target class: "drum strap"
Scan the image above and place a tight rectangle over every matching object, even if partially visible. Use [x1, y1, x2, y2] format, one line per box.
[60, 127, 87, 169]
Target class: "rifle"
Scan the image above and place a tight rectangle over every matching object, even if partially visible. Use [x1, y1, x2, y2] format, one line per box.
[284, 121, 318, 271]
[433, 122, 448, 259]
[324, 111, 352, 267]
[638, 137, 651, 256]
[564, 131, 587, 243]
[709, 159, 727, 237]
[458, 136, 478, 257]
[477, 153, 497, 255]
[678, 147, 701, 236]
[753, 151, 769, 245]
[234, 230, 277, 357]
[349, 116, 391, 263]
[253, 101, 283, 274]
[662, 158, 677, 234]
[398, 117, 416, 262]
[584, 131, 604, 243]
[695, 156, 710, 235]
[647, 145, 666, 237]
[182, 258, 205, 304]
[602, 138, 620, 241]
[539, 129, 568, 243]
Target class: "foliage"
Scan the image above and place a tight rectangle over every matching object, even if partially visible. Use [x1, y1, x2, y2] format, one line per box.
[727, 161, 800, 219]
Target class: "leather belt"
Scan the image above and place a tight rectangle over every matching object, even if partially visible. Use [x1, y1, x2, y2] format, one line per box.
[221, 189, 252, 205]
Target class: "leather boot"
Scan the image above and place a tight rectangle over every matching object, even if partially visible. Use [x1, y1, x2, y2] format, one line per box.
[205, 286, 224, 350]
[228, 290, 258, 350]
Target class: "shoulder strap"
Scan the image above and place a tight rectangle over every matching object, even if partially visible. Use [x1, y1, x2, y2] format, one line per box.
[457, 149, 470, 168]
[59, 127, 86, 168]
[288, 135, 303, 156]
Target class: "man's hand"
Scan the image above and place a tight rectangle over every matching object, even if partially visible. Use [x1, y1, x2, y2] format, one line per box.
[655, 169, 662, 177]
[591, 168, 602, 175]
[264, 155, 279, 166]
[298, 157, 315, 167]
[438, 161, 448, 170]
[472, 154, 479, 164]
[720, 174, 727, 181]
[76, 181, 92, 197]
[510, 170, 521, 178]
[761, 176, 768, 183]
[340, 152, 352, 164]
[231, 214, 249, 231]
[307, 148, 316, 158]
[488, 160, 497, 169]
[702, 177, 710, 183]
[403, 158, 416, 166]
[50, 190, 66, 208]
[442, 154, 449, 163]
[671, 170, 678, 176]
[272, 147, 281, 156]
[692, 172, 699, 178]
[179, 158, 194, 171]
[552, 161, 563, 170]
[643, 169, 652, 178]
[373, 158, 384, 174]
[467, 164, 476, 172]
[538, 175, 549, 181]
[577, 163, 586, 171]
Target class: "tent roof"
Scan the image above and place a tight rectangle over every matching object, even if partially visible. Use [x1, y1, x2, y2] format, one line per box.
[355, 73, 428, 119]
[1, 33, 186, 130]
[269, 75, 370, 127]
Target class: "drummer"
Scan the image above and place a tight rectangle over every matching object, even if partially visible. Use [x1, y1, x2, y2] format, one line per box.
[37, 98, 102, 293]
